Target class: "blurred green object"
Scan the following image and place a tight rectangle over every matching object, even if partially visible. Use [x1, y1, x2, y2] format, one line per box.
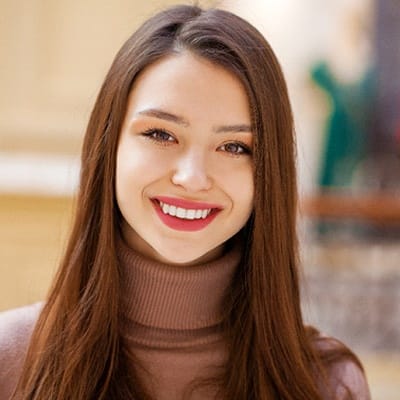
[311, 61, 375, 189]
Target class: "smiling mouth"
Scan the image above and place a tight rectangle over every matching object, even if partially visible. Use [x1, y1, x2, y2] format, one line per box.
[151, 198, 222, 231]
[153, 199, 218, 220]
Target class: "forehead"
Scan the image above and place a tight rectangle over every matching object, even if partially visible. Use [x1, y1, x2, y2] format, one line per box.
[125, 51, 251, 125]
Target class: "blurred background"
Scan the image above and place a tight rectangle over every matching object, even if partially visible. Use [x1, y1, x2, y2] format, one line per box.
[0, 0, 399, 398]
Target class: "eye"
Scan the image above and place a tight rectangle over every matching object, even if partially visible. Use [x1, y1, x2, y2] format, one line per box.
[218, 141, 251, 156]
[142, 128, 177, 144]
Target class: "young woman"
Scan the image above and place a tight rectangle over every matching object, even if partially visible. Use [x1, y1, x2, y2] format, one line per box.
[0, 5, 370, 400]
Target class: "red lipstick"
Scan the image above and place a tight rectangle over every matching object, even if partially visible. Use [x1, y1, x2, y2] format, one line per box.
[151, 196, 222, 232]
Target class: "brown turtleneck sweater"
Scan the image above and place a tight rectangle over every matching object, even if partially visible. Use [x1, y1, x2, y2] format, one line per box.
[0, 240, 371, 399]
[117, 238, 241, 399]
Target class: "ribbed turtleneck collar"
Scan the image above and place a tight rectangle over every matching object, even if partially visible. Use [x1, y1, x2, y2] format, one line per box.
[117, 238, 241, 331]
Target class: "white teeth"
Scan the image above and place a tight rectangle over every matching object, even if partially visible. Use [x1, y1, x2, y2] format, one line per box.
[186, 210, 196, 220]
[176, 207, 186, 218]
[169, 205, 177, 216]
[158, 200, 213, 220]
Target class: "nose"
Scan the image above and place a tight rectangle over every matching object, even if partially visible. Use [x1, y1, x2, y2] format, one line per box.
[171, 150, 212, 192]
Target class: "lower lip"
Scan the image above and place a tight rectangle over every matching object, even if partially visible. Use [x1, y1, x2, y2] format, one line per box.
[152, 201, 220, 232]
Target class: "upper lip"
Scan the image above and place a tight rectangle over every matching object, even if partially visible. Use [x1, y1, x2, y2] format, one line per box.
[153, 196, 223, 210]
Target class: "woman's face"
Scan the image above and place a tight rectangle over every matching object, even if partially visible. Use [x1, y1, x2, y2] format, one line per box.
[116, 51, 254, 266]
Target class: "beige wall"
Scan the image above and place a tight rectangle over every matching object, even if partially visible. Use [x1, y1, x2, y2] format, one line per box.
[0, 195, 72, 311]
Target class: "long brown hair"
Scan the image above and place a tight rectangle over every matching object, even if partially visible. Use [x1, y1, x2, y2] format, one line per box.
[14, 5, 361, 399]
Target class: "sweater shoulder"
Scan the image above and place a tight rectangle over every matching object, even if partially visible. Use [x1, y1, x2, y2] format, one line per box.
[328, 358, 371, 400]
[309, 330, 371, 400]
[0, 302, 42, 352]
[0, 302, 42, 399]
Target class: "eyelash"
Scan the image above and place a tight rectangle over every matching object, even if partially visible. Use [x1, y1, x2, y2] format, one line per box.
[142, 127, 176, 145]
[141, 128, 252, 156]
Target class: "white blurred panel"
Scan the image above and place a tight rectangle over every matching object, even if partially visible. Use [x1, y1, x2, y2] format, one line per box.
[0, 153, 79, 196]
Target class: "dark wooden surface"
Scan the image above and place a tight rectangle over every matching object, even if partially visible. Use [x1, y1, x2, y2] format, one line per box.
[302, 193, 400, 224]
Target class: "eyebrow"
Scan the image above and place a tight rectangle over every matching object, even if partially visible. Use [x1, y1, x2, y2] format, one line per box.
[136, 108, 252, 134]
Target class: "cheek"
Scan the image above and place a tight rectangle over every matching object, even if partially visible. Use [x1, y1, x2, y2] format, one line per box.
[238, 174, 254, 216]
[215, 162, 254, 212]
[116, 142, 171, 191]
